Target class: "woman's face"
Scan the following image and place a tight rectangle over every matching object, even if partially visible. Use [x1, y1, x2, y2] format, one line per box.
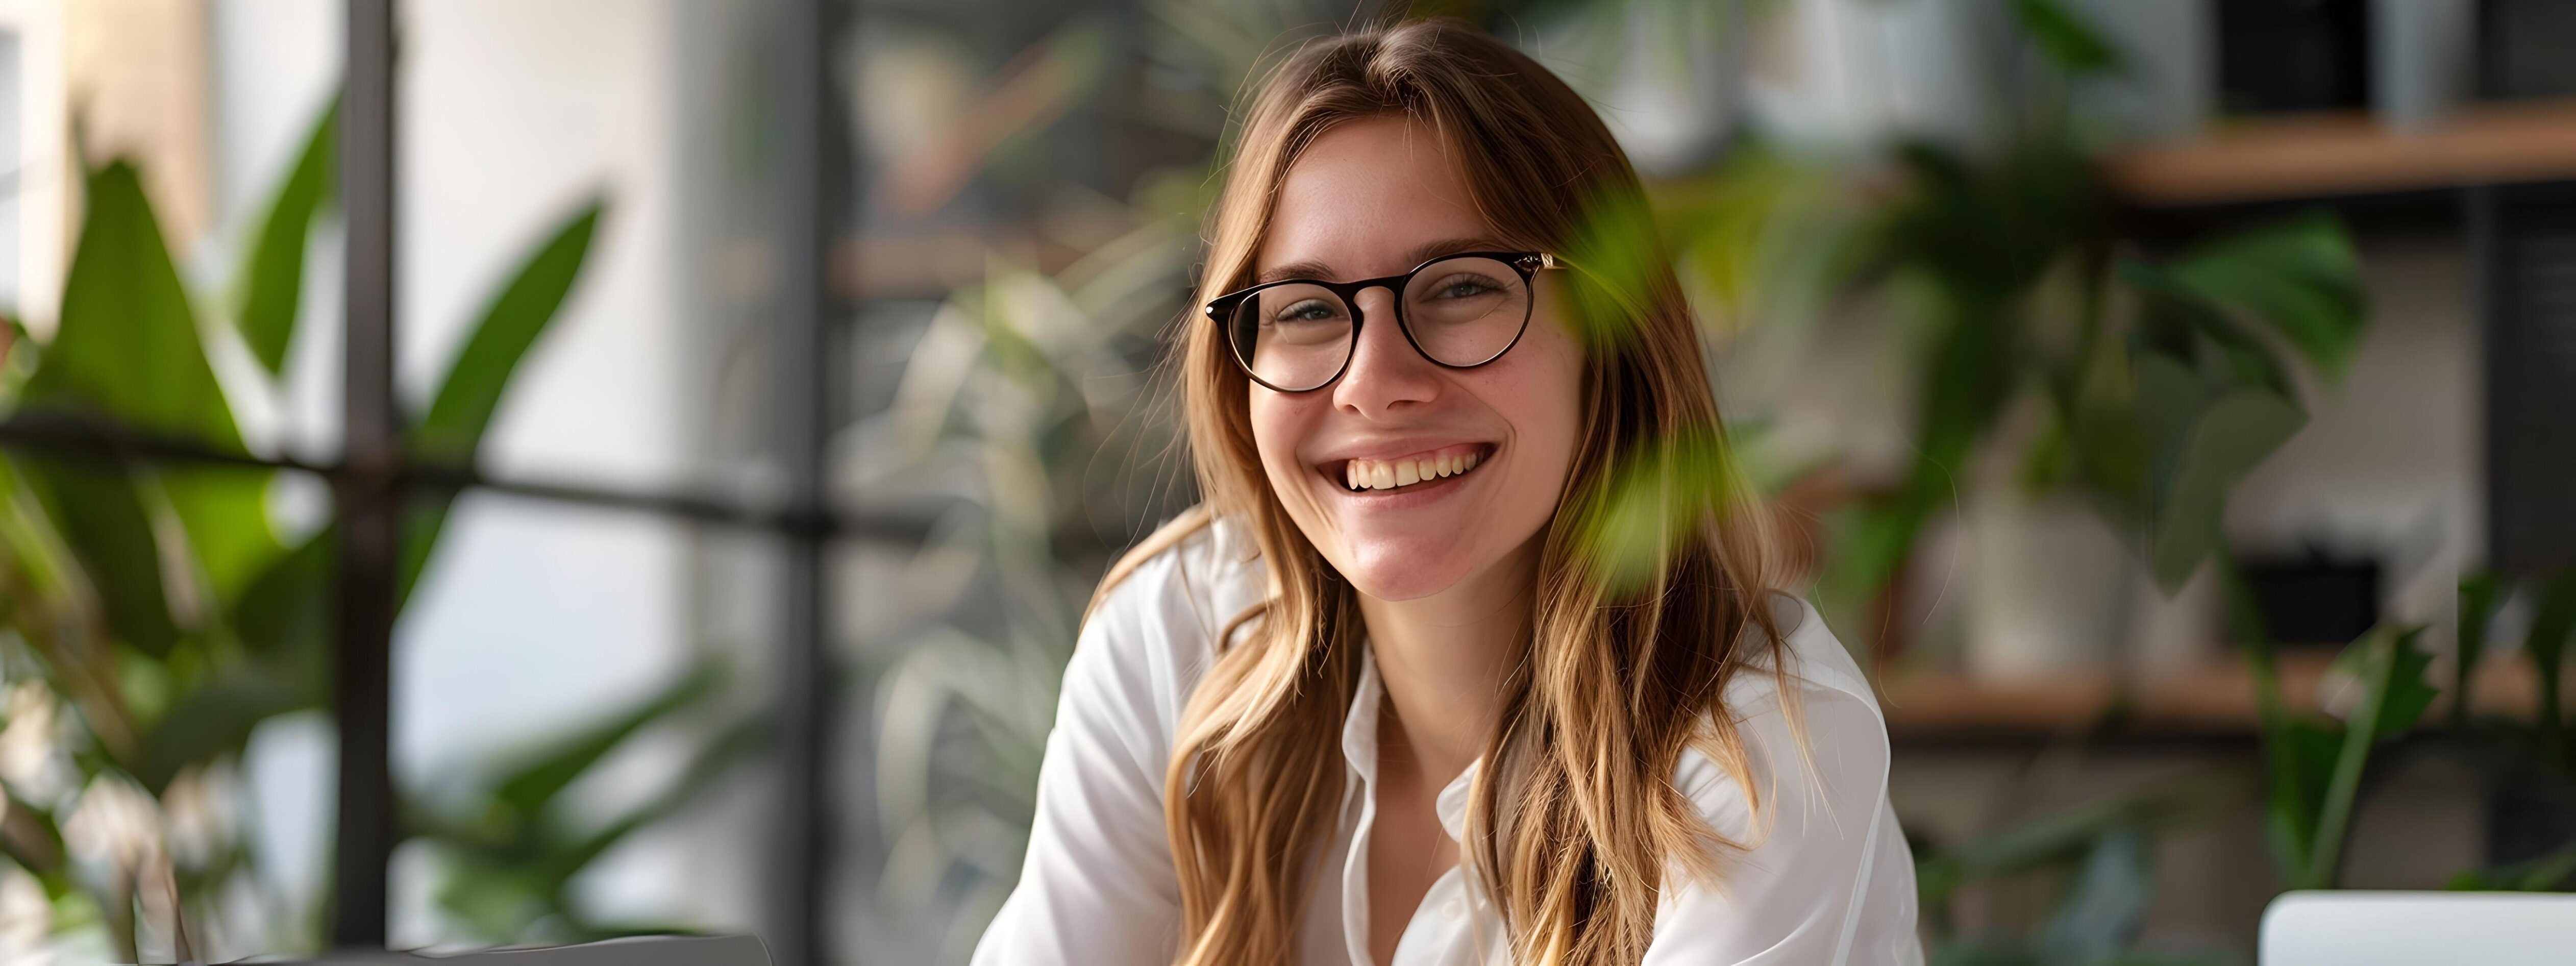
[1247, 115, 1586, 602]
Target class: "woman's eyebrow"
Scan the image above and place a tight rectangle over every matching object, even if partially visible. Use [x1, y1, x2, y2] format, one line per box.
[1399, 236, 1510, 268]
[1252, 237, 1511, 284]
[1255, 260, 1335, 284]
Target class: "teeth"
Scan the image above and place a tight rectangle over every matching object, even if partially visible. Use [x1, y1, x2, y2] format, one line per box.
[1342, 451, 1485, 491]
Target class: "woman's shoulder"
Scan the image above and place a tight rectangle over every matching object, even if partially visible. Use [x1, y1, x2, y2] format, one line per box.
[1723, 593, 1881, 717]
[1085, 508, 1268, 651]
[1676, 595, 1892, 836]
[1656, 598, 1923, 962]
[1061, 509, 1268, 734]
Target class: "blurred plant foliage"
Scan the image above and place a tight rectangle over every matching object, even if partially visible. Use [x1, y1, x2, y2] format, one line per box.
[862, 1, 2560, 963]
[852, 9, 1268, 961]
[1580, 0, 2433, 959]
[1532, 0, 2371, 637]
[1916, 564, 2576, 961]
[408, 660, 764, 945]
[861, 195, 1198, 961]
[1916, 780, 2240, 966]
[0, 97, 750, 958]
[1784, 29, 2367, 623]
[2444, 569, 2576, 893]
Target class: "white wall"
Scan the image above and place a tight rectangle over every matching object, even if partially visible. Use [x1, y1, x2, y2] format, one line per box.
[0, 0, 66, 331]
[1738, 0, 2209, 152]
[2228, 240, 2481, 630]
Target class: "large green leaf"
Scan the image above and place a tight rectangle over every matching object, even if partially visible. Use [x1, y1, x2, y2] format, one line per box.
[1578, 425, 1753, 597]
[489, 660, 721, 818]
[162, 465, 282, 604]
[401, 199, 605, 604]
[1878, 141, 2096, 304]
[430, 708, 763, 944]
[2262, 717, 2342, 881]
[13, 458, 177, 656]
[29, 160, 280, 609]
[547, 710, 764, 880]
[413, 200, 606, 460]
[234, 95, 339, 377]
[2007, 0, 2123, 78]
[2302, 625, 2435, 887]
[2145, 379, 2307, 593]
[2323, 624, 2439, 738]
[2123, 270, 2298, 400]
[120, 526, 335, 794]
[2526, 571, 2576, 739]
[132, 672, 306, 794]
[1559, 186, 1665, 353]
[2164, 214, 2368, 382]
[29, 161, 240, 447]
[2456, 574, 2504, 727]
[228, 530, 334, 683]
[16, 162, 219, 660]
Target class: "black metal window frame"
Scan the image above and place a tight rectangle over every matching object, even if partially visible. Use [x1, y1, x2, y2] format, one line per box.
[0, 2, 860, 962]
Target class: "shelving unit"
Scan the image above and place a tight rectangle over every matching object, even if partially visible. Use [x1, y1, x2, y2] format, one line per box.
[2107, 98, 2576, 206]
[1883, 102, 2576, 750]
[1883, 653, 2546, 745]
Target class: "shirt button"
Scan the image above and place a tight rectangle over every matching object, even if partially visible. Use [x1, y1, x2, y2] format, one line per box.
[1442, 898, 1465, 920]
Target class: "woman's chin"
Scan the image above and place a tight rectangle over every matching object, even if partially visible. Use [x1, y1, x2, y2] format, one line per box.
[1332, 540, 1476, 602]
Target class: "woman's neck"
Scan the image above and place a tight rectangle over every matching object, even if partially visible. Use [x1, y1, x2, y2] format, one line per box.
[1355, 539, 1539, 792]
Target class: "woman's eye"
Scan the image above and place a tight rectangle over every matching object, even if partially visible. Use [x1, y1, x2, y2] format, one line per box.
[1428, 275, 1502, 299]
[1272, 300, 1342, 323]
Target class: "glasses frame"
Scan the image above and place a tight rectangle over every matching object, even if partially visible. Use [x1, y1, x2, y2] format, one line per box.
[1203, 250, 1562, 393]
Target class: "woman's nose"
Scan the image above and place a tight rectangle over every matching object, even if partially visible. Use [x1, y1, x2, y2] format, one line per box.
[1332, 286, 1440, 415]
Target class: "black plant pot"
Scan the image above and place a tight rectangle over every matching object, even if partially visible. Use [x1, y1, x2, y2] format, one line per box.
[2487, 767, 2576, 875]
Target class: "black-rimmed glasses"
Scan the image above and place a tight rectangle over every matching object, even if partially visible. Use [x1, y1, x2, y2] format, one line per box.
[1203, 251, 1562, 393]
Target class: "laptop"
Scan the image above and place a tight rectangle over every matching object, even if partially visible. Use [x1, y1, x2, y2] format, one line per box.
[2261, 891, 2576, 965]
[274, 935, 771, 965]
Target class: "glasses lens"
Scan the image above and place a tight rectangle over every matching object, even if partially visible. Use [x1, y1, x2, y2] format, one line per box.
[1228, 283, 1353, 391]
[1401, 257, 1530, 366]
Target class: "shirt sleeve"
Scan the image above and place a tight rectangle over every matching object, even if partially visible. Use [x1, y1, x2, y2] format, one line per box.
[1643, 683, 1923, 965]
[970, 567, 1191, 965]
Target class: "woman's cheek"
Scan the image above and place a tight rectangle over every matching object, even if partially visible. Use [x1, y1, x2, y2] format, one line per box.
[1248, 394, 1326, 531]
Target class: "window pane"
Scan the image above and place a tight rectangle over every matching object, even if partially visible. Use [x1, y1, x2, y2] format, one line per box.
[391, 489, 776, 948]
[396, 1, 781, 494]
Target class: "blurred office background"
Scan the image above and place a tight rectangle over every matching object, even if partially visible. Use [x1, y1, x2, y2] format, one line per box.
[7, 0, 2573, 962]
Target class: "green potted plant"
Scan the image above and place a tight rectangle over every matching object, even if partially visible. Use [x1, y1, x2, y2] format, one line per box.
[0, 96, 751, 959]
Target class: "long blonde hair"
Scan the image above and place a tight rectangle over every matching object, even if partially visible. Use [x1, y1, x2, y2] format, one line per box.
[1097, 18, 1787, 965]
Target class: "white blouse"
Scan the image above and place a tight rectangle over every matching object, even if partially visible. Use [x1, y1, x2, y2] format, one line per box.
[971, 518, 1922, 965]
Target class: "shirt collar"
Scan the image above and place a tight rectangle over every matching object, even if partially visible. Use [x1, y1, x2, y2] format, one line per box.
[1434, 759, 1477, 841]
[1340, 647, 1383, 787]
[1341, 639, 1481, 844]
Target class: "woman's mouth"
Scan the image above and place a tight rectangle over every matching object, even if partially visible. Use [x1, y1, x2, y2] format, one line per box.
[1322, 443, 1495, 494]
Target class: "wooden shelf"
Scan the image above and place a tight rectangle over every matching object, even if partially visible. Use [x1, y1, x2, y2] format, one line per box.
[2107, 100, 2576, 207]
[1883, 651, 2548, 744]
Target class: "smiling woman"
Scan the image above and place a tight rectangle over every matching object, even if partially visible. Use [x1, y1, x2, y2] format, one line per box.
[973, 17, 1919, 966]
